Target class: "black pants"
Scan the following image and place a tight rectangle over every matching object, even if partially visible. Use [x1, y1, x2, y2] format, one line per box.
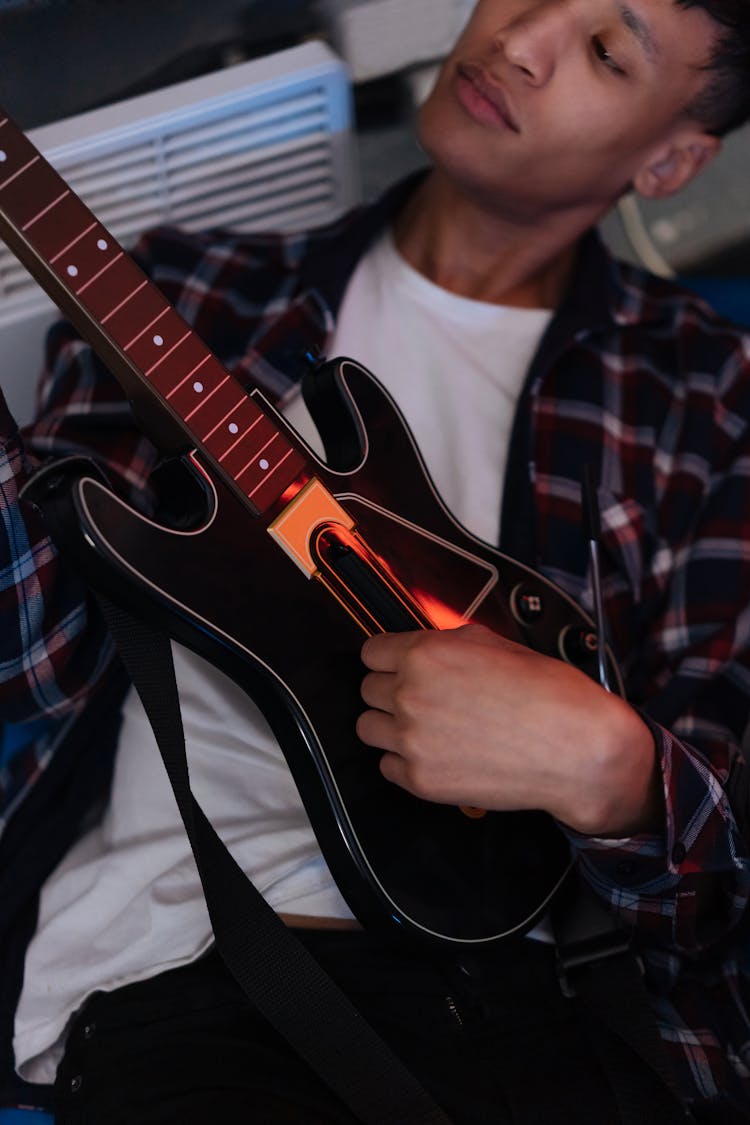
[52, 929, 694, 1125]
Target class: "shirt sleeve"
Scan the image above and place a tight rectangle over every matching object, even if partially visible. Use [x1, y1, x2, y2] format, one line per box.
[560, 345, 750, 954]
[563, 720, 748, 954]
[0, 325, 159, 725]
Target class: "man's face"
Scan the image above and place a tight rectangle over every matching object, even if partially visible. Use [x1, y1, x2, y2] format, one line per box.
[418, 0, 719, 219]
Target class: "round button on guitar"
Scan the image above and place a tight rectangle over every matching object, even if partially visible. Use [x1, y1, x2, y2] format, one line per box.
[558, 624, 599, 667]
[510, 584, 545, 625]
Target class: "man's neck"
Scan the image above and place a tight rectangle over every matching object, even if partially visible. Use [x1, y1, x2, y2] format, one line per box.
[392, 171, 604, 310]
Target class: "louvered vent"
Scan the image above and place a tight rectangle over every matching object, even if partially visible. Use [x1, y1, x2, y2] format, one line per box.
[0, 41, 358, 421]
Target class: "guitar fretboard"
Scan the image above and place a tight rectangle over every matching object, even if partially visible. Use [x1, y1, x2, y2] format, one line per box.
[0, 112, 307, 515]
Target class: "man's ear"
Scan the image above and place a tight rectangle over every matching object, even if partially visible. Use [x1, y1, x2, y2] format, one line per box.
[633, 131, 721, 200]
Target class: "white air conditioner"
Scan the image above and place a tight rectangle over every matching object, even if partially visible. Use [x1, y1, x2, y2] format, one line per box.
[0, 40, 359, 423]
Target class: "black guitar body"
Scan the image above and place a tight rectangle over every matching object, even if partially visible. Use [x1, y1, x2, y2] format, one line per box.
[27, 357, 619, 947]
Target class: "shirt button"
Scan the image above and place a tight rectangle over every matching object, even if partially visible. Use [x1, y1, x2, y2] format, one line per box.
[672, 841, 687, 865]
[616, 860, 635, 876]
[70, 1075, 83, 1093]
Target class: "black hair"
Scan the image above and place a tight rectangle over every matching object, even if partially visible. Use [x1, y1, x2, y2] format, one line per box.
[677, 0, 750, 135]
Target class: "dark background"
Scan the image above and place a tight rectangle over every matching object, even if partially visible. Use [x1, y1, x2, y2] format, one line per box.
[0, 0, 316, 128]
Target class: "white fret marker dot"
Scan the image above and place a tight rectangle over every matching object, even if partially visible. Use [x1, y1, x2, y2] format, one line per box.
[228, 423, 239, 434]
[97, 238, 108, 251]
[193, 382, 204, 394]
[66, 265, 78, 277]
[0, 151, 6, 162]
[153, 334, 164, 346]
[259, 459, 270, 471]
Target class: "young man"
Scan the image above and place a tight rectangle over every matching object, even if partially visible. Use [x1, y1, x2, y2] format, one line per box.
[2, 0, 750, 1121]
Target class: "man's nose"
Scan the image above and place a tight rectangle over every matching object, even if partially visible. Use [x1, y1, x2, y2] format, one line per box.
[498, 1, 573, 85]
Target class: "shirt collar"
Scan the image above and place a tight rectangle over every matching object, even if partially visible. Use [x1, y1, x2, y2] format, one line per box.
[254, 176, 663, 397]
[296, 172, 428, 317]
[553, 225, 665, 338]
[298, 176, 661, 337]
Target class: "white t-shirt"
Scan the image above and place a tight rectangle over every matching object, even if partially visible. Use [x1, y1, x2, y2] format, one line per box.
[15, 228, 551, 1083]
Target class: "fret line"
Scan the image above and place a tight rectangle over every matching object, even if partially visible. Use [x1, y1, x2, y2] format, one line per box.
[77, 250, 124, 295]
[184, 373, 230, 423]
[145, 329, 191, 377]
[164, 354, 211, 400]
[203, 398, 244, 443]
[123, 305, 169, 352]
[0, 154, 40, 193]
[218, 414, 263, 463]
[49, 220, 98, 264]
[247, 448, 297, 500]
[22, 188, 70, 233]
[236, 432, 278, 484]
[101, 278, 148, 325]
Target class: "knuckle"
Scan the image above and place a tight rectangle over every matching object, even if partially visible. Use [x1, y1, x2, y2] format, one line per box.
[392, 678, 421, 718]
[402, 764, 430, 799]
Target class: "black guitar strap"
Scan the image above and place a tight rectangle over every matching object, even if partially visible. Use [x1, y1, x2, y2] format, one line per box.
[95, 593, 454, 1125]
[552, 886, 695, 1124]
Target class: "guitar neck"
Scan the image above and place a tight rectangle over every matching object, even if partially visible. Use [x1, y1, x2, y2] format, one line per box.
[0, 108, 307, 516]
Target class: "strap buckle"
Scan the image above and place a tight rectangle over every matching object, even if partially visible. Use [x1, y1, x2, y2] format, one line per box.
[556, 930, 643, 999]
[552, 880, 643, 999]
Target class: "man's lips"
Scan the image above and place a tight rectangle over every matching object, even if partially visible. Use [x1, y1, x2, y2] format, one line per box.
[455, 63, 521, 133]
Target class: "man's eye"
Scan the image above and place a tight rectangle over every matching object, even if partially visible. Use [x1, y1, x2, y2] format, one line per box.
[592, 36, 625, 74]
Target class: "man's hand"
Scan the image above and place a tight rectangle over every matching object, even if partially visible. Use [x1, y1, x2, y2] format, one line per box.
[358, 624, 663, 837]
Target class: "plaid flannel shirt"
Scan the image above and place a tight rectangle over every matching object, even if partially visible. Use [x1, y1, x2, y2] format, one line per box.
[1, 176, 750, 1109]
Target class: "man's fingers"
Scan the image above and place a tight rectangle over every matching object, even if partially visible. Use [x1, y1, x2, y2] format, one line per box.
[356, 707, 397, 753]
[360, 630, 419, 671]
[359, 670, 395, 713]
[378, 751, 409, 790]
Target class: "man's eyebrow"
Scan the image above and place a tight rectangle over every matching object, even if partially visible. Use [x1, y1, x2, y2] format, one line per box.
[615, 1, 660, 61]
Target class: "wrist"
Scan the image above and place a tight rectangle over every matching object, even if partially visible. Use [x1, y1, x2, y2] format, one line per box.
[558, 701, 663, 837]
